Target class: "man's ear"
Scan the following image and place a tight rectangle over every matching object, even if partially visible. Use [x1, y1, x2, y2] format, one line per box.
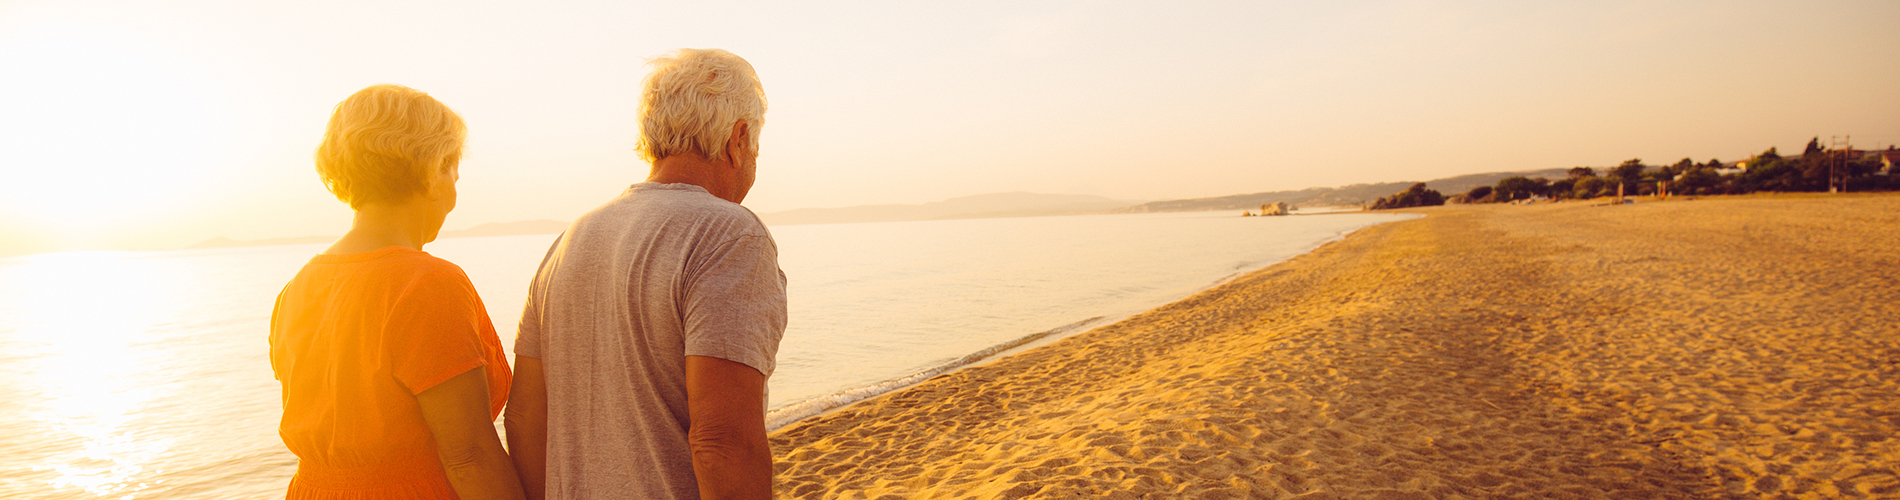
[726, 120, 750, 163]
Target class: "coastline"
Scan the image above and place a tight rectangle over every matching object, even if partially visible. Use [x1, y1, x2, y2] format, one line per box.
[768, 194, 1900, 498]
[762, 215, 1415, 431]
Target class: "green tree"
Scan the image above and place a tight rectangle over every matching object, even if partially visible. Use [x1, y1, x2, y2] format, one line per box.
[1849, 154, 1883, 178]
[1575, 177, 1609, 198]
[1807, 150, 1887, 192]
[1798, 155, 1833, 190]
[1803, 137, 1824, 158]
[1494, 176, 1549, 201]
[1549, 178, 1578, 198]
[1640, 168, 1676, 195]
[1609, 159, 1647, 193]
[1464, 185, 1495, 203]
[1742, 157, 1799, 192]
[1841, 154, 1882, 191]
[1567, 166, 1597, 179]
[1370, 183, 1446, 209]
[1666, 158, 1695, 177]
[1675, 167, 1720, 194]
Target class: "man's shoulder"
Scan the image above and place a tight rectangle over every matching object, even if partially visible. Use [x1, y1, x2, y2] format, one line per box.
[586, 183, 771, 237]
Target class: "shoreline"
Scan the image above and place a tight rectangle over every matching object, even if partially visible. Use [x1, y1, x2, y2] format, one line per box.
[763, 215, 1417, 431]
[768, 194, 1900, 498]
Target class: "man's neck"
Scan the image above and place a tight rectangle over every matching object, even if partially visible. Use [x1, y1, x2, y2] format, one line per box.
[648, 154, 742, 204]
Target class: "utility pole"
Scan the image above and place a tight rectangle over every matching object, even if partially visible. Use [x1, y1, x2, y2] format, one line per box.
[1829, 135, 1852, 193]
[1829, 135, 1839, 193]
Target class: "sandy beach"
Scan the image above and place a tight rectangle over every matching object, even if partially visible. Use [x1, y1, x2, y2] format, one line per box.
[768, 194, 1900, 499]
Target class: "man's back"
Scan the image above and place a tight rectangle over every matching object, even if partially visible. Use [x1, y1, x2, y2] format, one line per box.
[515, 182, 786, 499]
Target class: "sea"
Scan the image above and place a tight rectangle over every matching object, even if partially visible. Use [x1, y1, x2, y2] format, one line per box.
[0, 210, 1410, 499]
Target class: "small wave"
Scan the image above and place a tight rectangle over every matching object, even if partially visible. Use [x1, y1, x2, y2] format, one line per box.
[762, 213, 1418, 432]
[765, 316, 1104, 431]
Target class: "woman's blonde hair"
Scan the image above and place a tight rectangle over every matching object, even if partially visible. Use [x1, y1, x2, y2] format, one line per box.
[314, 84, 466, 209]
[636, 49, 766, 164]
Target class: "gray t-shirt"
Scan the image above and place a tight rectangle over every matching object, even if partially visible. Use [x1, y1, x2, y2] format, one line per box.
[515, 182, 787, 499]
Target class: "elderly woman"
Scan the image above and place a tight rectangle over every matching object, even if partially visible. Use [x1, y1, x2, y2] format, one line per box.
[270, 84, 524, 500]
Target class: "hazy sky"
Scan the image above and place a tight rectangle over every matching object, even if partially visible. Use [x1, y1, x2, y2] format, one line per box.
[2, 0, 1896, 257]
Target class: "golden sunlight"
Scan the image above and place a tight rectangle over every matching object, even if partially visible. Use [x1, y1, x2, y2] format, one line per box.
[0, 22, 236, 236]
[3, 252, 185, 498]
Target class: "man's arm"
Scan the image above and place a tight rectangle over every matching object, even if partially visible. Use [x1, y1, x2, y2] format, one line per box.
[416, 366, 526, 500]
[504, 356, 548, 500]
[685, 355, 772, 499]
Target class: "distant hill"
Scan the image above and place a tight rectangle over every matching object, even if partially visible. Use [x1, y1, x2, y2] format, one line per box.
[439, 219, 568, 238]
[758, 192, 1138, 226]
[1115, 168, 1572, 213]
[183, 172, 1584, 249]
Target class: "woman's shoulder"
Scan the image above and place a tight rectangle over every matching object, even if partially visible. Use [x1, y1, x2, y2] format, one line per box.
[396, 252, 476, 292]
[400, 249, 469, 275]
[326, 248, 478, 301]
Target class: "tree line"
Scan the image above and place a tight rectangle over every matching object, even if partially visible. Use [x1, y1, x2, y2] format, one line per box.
[1370, 138, 1897, 209]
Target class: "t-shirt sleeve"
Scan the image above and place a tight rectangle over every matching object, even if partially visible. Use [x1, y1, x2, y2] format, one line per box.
[513, 283, 544, 360]
[386, 269, 493, 395]
[513, 233, 564, 360]
[682, 234, 787, 377]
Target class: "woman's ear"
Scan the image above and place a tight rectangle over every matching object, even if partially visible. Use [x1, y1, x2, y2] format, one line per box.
[437, 154, 461, 185]
[422, 154, 460, 199]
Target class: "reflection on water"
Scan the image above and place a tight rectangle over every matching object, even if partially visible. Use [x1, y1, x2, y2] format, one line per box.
[5, 252, 180, 498]
[0, 248, 303, 499]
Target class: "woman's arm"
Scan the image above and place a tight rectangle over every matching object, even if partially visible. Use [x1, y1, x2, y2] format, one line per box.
[504, 356, 548, 500]
[417, 366, 527, 500]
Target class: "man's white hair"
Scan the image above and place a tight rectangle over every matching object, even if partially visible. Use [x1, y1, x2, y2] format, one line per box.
[636, 48, 766, 164]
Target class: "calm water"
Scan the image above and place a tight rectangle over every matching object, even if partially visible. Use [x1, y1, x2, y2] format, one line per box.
[0, 211, 1407, 499]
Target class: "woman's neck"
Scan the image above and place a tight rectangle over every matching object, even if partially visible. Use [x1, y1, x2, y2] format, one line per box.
[323, 199, 445, 255]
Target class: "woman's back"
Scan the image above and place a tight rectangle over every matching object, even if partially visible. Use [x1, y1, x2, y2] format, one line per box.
[271, 246, 510, 499]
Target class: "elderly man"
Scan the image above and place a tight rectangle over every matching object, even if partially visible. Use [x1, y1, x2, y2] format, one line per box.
[506, 49, 784, 500]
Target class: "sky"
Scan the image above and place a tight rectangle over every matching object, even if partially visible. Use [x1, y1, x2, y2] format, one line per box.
[1, 0, 1895, 257]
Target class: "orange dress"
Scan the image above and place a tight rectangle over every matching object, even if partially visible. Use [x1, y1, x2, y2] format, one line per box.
[270, 246, 512, 500]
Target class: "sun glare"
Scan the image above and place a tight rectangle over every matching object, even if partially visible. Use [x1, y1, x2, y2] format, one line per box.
[0, 251, 187, 498]
[0, 22, 237, 239]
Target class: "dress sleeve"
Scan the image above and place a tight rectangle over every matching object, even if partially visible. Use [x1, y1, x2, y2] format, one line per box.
[269, 284, 291, 382]
[682, 234, 788, 377]
[386, 268, 493, 396]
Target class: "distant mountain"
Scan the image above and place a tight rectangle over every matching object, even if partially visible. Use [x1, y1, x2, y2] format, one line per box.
[758, 192, 1139, 226]
[182, 171, 1583, 249]
[439, 219, 568, 238]
[1115, 168, 1573, 213]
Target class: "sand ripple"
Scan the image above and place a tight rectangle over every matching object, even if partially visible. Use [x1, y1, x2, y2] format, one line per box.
[770, 194, 1900, 499]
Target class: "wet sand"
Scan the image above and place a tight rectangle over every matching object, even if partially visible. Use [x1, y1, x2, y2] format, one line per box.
[769, 194, 1900, 499]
